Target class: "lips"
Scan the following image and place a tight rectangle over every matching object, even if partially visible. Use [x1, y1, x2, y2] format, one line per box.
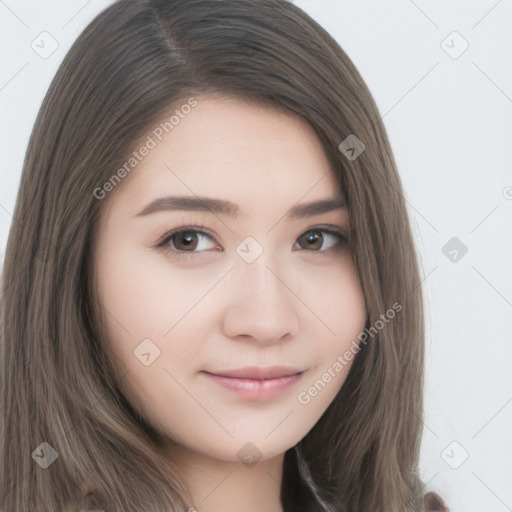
[204, 365, 303, 380]
[202, 366, 305, 401]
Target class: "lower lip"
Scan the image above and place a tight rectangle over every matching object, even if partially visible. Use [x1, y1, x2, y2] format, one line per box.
[203, 372, 303, 400]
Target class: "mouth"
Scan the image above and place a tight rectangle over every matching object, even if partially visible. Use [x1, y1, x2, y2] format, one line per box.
[201, 366, 305, 400]
[203, 365, 304, 380]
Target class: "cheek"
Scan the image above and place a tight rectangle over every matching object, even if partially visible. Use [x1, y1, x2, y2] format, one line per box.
[303, 255, 367, 340]
[96, 242, 204, 338]
[94, 243, 209, 390]
[296, 258, 367, 401]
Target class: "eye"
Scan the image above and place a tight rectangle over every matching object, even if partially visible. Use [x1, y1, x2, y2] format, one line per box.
[157, 227, 220, 258]
[156, 225, 349, 259]
[294, 227, 348, 254]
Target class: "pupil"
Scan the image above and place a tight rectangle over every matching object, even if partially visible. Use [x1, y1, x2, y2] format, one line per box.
[306, 231, 321, 248]
[178, 232, 196, 249]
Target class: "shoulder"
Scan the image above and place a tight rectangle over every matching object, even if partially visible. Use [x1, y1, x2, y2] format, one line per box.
[423, 491, 450, 511]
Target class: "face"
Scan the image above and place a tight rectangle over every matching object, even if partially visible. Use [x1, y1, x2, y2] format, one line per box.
[93, 95, 367, 464]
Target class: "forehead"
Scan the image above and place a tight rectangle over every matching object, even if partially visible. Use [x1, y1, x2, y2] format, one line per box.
[118, 95, 343, 212]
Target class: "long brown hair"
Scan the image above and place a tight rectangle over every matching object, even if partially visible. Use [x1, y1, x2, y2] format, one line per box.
[1, 0, 427, 510]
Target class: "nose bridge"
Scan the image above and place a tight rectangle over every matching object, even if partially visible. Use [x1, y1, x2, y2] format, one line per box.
[237, 247, 287, 311]
[221, 245, 300, 343]
[235, 233, 282, 296]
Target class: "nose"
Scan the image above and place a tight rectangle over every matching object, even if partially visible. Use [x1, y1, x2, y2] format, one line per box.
[221, 253, 300, 346]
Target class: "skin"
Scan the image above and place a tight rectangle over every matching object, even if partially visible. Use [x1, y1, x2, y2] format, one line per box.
[93, 95, 367, 512]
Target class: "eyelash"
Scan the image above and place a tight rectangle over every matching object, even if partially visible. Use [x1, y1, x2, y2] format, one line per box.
[155, 224, 349, 260]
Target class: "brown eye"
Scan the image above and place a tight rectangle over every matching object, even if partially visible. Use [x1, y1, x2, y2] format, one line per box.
[171, 230, 200, 251]
[156, 225, 348, 261]
[296, 228, 348, 252]
[159, 228, 219, 256]
[298, 230, 323, 250]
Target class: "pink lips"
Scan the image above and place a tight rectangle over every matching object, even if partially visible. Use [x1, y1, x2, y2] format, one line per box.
[202, 365, 304, 400]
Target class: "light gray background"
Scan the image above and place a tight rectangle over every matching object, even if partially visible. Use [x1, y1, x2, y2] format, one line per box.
[1, 1, 511, 510]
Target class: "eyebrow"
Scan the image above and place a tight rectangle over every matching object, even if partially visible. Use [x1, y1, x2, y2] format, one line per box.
[134, 195, 346, 220]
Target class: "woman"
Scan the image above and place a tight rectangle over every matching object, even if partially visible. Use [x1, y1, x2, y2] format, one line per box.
[0, 0, 449, 510]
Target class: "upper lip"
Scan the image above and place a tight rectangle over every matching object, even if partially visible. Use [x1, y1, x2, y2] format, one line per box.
[205, 365, 304, 380]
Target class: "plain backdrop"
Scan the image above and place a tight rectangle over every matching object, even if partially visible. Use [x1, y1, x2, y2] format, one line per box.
[1, 1, 512, 510]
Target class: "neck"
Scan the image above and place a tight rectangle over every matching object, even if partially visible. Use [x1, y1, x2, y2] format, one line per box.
[168, 443, 285, 512]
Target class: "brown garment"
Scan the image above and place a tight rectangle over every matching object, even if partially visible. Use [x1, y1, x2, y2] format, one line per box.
[423, 491, 450, 511]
